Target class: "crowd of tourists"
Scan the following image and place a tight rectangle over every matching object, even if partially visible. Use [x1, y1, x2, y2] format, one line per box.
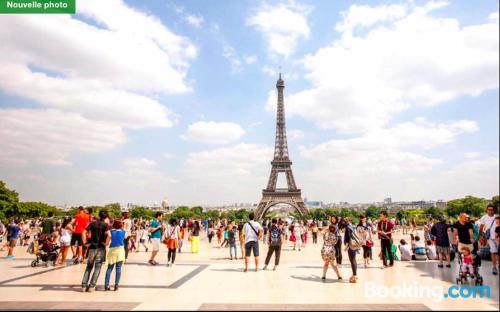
[0, 204, 498, 292]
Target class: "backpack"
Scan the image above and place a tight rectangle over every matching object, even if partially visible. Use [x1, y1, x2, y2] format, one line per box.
[269, 226, 282, 246]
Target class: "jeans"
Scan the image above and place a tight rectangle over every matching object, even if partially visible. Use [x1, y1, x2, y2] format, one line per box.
[124, 237, 130, 259]
[229, 244, 237, 258]
[178, 239, 183, 253]
[348, 248, 357, 276]
[265, 245, 281, 266]
[312, 232, 318, 244]
[381, 239, 394, 266]
[82, 248, 106, 288]
[334, 239, 342, 265]
[104, 261, 123, 286]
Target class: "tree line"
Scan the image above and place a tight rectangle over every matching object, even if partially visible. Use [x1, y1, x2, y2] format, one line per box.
[1, 180, 497, 224]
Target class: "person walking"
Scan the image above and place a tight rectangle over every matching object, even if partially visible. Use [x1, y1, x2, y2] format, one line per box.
[165, 218, 180, 267]
[57, 217, 73, 266]
[292, 221, 303, 251]
[190, 221, 200, 253]
[377, 211, 394, 267]
[344, 217, 361, 283]
[5, 219, 20, 260]
[148, 212, 163, 265]
[81, 210, 110, 292]
[357, 215, 373, 267]
[453, 212, 474, 252]
[71, 207, 90, 264]
[122, 212, 132, 262]
[263, 218, 282, 271]
[331, 216, 343, 265]
[228, 224, 237, 260]
[479, 204, 498, 275]
[104, 220, 125, 291]
[431, 215, 452, 268]
[243, 212, 263, 272]
[311, 222, 319, 244]
[178, 224, 185, 253]
[320, 223, 342, 280]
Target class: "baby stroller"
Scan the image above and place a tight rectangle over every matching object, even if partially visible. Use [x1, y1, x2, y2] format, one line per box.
[454, 245, 483, 286]
[29, 233, 60, 267]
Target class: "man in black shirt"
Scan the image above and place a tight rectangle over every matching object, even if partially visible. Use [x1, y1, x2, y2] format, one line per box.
[81, 210, 110, 292]
[453, 212, 474, 252]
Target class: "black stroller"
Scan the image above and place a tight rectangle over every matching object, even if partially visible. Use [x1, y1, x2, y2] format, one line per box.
[454, 245, 483, 285]
[29, 233, 60, 267]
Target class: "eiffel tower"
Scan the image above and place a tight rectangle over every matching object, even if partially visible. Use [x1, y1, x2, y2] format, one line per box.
[255, 74, 308, 220]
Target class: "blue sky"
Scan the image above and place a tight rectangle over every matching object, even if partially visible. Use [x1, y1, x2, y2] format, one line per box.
[0, 0, 498, 206]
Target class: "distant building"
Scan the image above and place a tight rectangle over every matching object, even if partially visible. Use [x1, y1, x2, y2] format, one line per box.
[384, 197, 392, 204]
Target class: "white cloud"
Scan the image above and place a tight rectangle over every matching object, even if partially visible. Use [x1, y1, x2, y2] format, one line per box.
[223, 45, 244, 73]
[122, 158, 157, 169]
[222, 45, 257, 73]
[262, 66, 278, 77]
[285, 2, 499, 133]
[335, 3, 408, 33]
[247, 0, 312, 57]
[186, 14, 204, 28]
[0, 109, 126, 166]
[0, 0, 196, 166]
[464, 152, 480, 159]
[163, 153, 176, 159]
[298, 119, 485, 202]
[244, 55, 257, 64]
[182, 121, 245, 145]
[183, 143, 272, 204]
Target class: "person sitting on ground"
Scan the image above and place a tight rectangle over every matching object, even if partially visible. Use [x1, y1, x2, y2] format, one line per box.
[411, 234, 427, 260]
[399, 239, 412, 261]
[426, 239, 438, 260]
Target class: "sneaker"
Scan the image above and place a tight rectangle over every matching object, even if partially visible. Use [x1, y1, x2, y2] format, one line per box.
[262, 265, 267, 270]
[493, 267, 498, 275]
[81, 286, 87, 293]
[243, 268, 248, 272]
[446, 264, 451, 268]
[166, 263, 170, 267]
[255, 268, 259, 272]
[273, 266, 278, 271]
[6, 255, 14, 260]
[87, 287, 95, 293]
[438, 264, 444, 268]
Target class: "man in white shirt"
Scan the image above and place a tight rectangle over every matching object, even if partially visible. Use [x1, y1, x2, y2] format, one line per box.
[243, 212, 263, 272]
[479, 204, 498, 275]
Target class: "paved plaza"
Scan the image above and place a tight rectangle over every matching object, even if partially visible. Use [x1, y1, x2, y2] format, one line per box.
[0, 231, 498, 311]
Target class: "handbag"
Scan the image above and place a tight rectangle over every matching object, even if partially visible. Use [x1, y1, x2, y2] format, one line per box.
[483, 218, 495, 240]
[290, 234, 296, 242]
[365, 239, 374, 247]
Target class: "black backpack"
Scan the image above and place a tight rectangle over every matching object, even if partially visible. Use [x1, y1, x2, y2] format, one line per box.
[269, 226, 282, 246]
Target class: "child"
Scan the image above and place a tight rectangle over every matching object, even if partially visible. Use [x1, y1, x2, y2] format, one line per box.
[399, 239, 412, 261]
[221, 227, 229, 248]
[426, 239, 437, 260]
[460, 246, 475, 277]
[227, 225, 237, 260]
[137, 226, 148, 252]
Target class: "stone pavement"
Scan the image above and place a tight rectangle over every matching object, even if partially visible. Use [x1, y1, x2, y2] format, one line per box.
[0, 231, 498, 311]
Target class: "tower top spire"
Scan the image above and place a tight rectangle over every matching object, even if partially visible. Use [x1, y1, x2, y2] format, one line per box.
[276, 72, 284, 88]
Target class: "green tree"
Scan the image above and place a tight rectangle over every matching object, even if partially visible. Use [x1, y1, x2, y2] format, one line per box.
[446, 196, 487, 218]
[104, 203, 122, 219]
[0, 181, 19, 222]
[15, 202, 58, 218]
[172, 206, 194, 219]
[491, 195, 499, 213]
[365, 205, 380, 219]
[423, 206, 443, 219]
[191, 206, 203, 217]
[129, 206, 154, 220]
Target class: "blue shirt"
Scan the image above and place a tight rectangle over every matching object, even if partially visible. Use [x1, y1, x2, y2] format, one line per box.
[150, 219, 162, 239]
[8, 224, 20, 239]
[109, 229, 125, 248]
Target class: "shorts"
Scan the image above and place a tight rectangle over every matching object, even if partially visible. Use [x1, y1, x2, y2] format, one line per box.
[151, 238, 160, 251]
[71, 233, 83, 246]
[488, 239, 498, 253]
[139, 239, 145, 243]
[9, 238, 17, 248]
[60, 240, 70, 247]
[245, 241, 259, 257]
[436, 245, 450, 255]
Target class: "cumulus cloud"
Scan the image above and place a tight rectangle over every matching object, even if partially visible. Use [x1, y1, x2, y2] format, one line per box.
[181, 121, 245, 145]
[0, 109, 126, 166]
[186, 14, 204, 28]
[247, 0, 312, 57]
[182, 143, 273, 204]
[0, 0, 196, 166]
[284, 2, 498, 133]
